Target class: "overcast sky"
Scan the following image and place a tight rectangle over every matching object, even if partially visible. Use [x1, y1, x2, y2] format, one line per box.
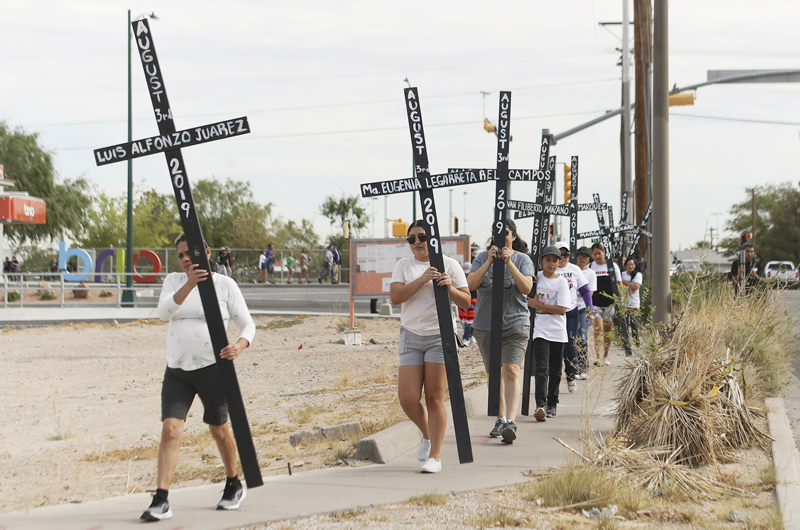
[2, 0, 798, 252]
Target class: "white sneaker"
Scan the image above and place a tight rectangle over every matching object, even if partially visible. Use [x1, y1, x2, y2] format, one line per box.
[417, 438, 431, 461]
[420, 458, 441, 473]
[603, 359, 611, 366]
[469, 337, 477, 347]
[568, 381, 577, 393]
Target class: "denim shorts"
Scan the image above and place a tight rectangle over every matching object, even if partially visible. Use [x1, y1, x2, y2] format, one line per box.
[398, 327, 445, 366]
[473, 325, 530, 369]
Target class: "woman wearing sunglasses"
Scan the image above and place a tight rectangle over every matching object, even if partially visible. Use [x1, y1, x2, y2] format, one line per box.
[468, 219, 534, 444]
[389, 220, 471, 474]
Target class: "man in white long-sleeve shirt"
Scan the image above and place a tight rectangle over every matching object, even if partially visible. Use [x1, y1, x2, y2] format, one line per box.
[141, 234, 256, 523]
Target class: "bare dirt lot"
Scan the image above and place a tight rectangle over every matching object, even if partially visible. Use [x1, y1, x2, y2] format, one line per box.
[0, 316, 486, 513]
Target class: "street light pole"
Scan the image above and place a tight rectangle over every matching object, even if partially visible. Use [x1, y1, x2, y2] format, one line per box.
[123, 9, 135, 306]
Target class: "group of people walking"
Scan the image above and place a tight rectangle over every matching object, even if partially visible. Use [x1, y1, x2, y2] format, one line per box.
[389, 220, 644, 473]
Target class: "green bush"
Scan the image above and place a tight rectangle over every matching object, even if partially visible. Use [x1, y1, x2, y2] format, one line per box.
[40, 291, 57, 301]
[99, 291, 114, 298]
[7, 291, 20, 302]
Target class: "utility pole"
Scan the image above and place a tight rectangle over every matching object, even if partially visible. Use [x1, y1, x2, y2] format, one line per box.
[621, 0, 633, 224]
[634, 0, 652, 260]
[751, 189, 756, 244]
[652, 0, 670, 325]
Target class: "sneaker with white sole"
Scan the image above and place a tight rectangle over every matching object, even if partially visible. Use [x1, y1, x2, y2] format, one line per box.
[489, 418, 506, 438]
[216, 478, 246, 510]
[603, 359, 611, 366]
[568, 381, 577, 393]
[501, 421, 517, 444]
[141, 496, 172, 522]
[574, 372, 587, 380]
[534, 407, 546, 422]
[420, 458, 442, 473]
[546, 406, 557, 418]
[417, 438, 431, 461]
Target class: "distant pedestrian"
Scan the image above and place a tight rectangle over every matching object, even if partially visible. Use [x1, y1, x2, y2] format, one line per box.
[574, 247, 596, 379]
[331, 242, 342, 284]
[731, 240, 761, 295]
[49, 257, 59, 281]
[620, 257, 642, 356]
[390, 220, 470, 474]
[10, 256, 20, 281]
[3, 257, 10, 275]
[458, 261, 476, 346]
[265, 244, 275, 284]
[217, 247, 231, 277]
[285, 251, 296, 284]
[589, 243, 623, 366]
[319, 244, 334, 284]
[256, 250, 267, 284]
[299, 249, 311, 284]
[632, 248, 647, 278]
[527, 246, 570, 421]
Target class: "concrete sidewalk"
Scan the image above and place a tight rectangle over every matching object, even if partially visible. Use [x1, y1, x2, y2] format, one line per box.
[0, 356, 620, 530]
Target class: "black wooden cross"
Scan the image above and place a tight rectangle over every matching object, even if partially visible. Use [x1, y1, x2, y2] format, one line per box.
[626, 202, 653, 259]
[93, 19, 262, 488]
[360, 88, 476, 464]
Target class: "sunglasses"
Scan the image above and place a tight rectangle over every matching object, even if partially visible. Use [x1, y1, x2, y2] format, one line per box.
[406, 234, 428, 244]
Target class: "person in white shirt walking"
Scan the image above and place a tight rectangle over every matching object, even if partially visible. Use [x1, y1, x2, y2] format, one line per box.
[620, 257, 643, 357]
[527, 246, 570, 420]
[574, 247, 596, 378]
[589, 243, 623, 365]
[553, 242, 593, 392]
[390, 220, 471, 474]
[141, 234, 256, 522]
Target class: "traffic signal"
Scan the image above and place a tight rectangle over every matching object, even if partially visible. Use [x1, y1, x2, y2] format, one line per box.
[483, 118, 497, 134]
[564, 164, 572, 203]
[668, 92, 695, 106]
[453, 216, 459, 233]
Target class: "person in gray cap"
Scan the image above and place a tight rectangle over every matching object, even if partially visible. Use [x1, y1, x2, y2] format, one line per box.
[574, 246, 596, 379]
[527, 246, 570, 420]
[553, 242, 593, 393]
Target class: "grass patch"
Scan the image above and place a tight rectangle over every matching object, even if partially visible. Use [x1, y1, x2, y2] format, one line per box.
[285, 404, 332, 425]
[329, 508, 366, 521]
[327, 445, 356, 463]
[99, 291, 114, 298]
[522, 462, 646, 513]
[759, 462, 778, 490]
[468, 509, 525, 529]
[40, 291, 57, 300]
[407, 492, 447, 506]
[7, 291, 19, 302]
[47, 432, 73, 441]
[258, 316, 307, 331]
[172, 463, 227, 483]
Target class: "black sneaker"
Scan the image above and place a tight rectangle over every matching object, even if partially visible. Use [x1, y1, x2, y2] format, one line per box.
[489, 418, 506, 438]
[501, 421, 517, 444]
[546, 406, 557, 418]
[141, 496, 172, 522]
[216, 478, 246, 510]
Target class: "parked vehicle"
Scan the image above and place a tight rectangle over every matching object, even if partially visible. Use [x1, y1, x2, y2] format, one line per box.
[764, 261, 799, 284]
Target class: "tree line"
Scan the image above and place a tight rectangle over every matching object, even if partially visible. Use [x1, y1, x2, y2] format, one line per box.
[0, 122, 369, 254]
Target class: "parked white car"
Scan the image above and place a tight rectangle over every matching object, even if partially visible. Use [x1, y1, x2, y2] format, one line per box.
[764, 261, 799, 284]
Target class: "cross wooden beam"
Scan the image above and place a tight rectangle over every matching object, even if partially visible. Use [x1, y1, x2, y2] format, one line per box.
[93, 19, 262, 488]
[360, 88, 474, 464]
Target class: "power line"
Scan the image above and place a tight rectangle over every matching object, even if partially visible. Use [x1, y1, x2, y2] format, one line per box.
[671, 113, 800, 126]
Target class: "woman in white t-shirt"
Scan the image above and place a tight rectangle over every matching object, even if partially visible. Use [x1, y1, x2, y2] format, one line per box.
[390, 220, 470, 474]
[589, 243, 623, 366]
[574, 246, 597, 379]
[621, 257, 643, 356]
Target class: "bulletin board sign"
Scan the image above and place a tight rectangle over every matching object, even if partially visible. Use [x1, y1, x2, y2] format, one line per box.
[350, 236, 470, 298]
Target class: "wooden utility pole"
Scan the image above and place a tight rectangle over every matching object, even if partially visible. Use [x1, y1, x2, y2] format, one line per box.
[634, 0, 653, 260]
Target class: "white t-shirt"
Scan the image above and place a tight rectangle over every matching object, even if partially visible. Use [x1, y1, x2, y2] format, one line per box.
[555, 262, 588, 311]
[589, 261, 623, 307]
[578, 267, 597, 310]
[391, 255, 468, 336]
[157, 272, 257, 371]
[258, 254, 266, 267]
[532, 272, 570, 343]
[621, 271, 643, 308]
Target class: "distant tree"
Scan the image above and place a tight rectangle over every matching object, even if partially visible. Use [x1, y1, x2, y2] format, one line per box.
[319, 194, 368, 238]
[76, 192, 126, 248]
[720, 183, 800, 264]
[192, 178, 271, 248]
[690, 239, 713, 250]
[132, 187, 181, 248]
[267, 218, 320, 249]
[0, 122, 91, 243]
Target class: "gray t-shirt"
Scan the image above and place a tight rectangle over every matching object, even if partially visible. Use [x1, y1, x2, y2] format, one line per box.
[470, 250, 535, 331]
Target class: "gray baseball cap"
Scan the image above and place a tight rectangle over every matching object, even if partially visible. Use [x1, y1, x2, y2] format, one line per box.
[577, 246, 591, 257]
[541, 246, 561, 259]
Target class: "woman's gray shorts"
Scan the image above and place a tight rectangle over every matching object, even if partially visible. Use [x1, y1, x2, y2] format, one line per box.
[398, 327, 445, 366]
[592, 305, 616, 322]
[473, 325, 530, 370]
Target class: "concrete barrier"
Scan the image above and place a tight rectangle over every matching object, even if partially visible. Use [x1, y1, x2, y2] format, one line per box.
[766, 397, 800, 529]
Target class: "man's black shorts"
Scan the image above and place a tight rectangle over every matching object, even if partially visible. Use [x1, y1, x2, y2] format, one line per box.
[161, 365, 228, 425]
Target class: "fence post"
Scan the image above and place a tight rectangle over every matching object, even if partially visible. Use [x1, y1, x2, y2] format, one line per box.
[60, 273, 65, 307]
[3, 273, 7, 308]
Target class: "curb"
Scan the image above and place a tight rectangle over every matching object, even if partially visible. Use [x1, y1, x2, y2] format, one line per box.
[766, 397, 800, 528]
[356, 384, 488, 463]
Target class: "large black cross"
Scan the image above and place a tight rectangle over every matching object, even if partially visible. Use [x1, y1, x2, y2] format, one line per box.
[360, 88, 477, 464]
[93, 20, 262, 488]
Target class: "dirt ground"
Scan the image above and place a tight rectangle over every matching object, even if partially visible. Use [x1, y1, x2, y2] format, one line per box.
[0, 315, 487, 513]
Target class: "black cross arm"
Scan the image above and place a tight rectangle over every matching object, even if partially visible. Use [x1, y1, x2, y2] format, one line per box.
[578, 202, 608, 212]
[94, 118, 250, 166]
[360, 169, 496, 198]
